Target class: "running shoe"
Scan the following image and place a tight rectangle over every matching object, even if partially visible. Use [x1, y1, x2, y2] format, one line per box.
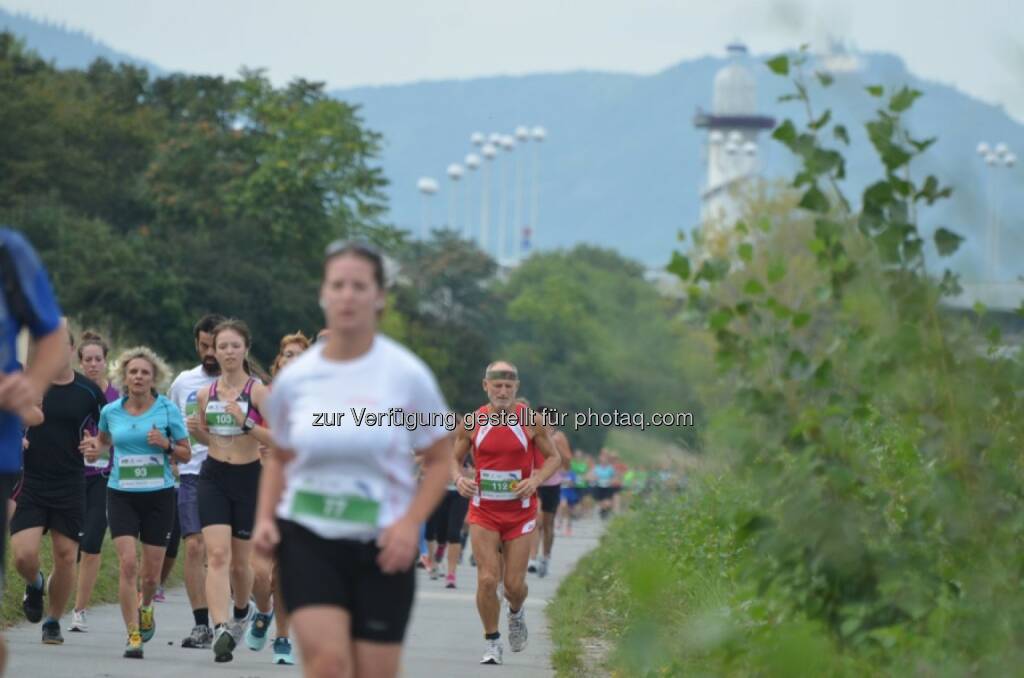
[22, 570, 45, 623]
[213, 624, 236, 663]
[429, 565, 440, 581]
[480, 638, 503, 665]
[537, 558, 549, 578]
[124, 630, 144, 659]
[527, 559, 538, 574]
[153, 586, 166, 603]
[229, 600, 256, 645]
[41, 620, 63, 645]
[68, 609, 88, 632]
[508, 607, 528, 652]
[139, 605, 156, 643]
[445, 573, 457, 589]
[182, 624, 213, 649]
[272, 637, 296, 665]
[245, 610, 274, 651]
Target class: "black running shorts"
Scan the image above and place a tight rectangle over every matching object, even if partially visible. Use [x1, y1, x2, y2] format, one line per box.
[277, 518, 416, 643]
[198, 456, 260, 540]
[538, 485, 561, 514]
[80, 474, 108, 554]
[10, 481, 84, 543]
[106, 486, 176, 547]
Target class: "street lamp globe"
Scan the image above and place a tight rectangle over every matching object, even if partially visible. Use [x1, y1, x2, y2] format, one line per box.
[709, 130, 725, 145]
[994, 142, 1009, 158]
[482, 144, 497, 160]
[1005, 152, 1017, 168]
[515, 126, 530, 141]
[531, 126, 547, 142]
[417, 177, 439, 194]
[985, 152, 999, 166]
[464, 153, 481, 170]
[976, 142, 991, 157]
[742, 141, 758, 156]
[447, 164, 464, 180]
[471, 132, 485, 147]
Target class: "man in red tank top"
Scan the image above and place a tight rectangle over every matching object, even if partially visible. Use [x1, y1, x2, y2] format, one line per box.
[452, 362, 561, 666]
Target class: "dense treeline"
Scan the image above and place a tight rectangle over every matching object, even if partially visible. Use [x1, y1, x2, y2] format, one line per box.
[1, 33, 695, 453]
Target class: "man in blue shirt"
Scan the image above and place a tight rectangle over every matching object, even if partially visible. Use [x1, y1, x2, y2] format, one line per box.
[0, 227, 67, 671]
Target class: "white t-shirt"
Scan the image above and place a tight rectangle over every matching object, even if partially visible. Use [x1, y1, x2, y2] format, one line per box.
[267, 335, 451, 541]
[167, 364, 217, 476]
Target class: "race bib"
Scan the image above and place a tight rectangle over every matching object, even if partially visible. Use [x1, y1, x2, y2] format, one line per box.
[479, 469, 522, 501]
[206, 400, 246, 436]
[289, 477, 382, 527]
[118, 454, 166, 489]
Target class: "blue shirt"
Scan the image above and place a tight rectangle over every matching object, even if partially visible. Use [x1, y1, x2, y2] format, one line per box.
[99, 395, 187, 493]
[0, 228, 63, 472]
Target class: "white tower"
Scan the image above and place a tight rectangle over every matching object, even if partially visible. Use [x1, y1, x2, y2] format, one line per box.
[694, 43, 774, 244]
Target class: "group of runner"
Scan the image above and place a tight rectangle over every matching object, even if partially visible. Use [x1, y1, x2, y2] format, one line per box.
[2, 231, 596, 676]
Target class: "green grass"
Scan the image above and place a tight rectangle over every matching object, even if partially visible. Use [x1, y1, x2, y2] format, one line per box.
[3, 534, 183, 628]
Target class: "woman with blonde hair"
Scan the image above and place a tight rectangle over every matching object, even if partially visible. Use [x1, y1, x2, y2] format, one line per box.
[80, 346, 191, 659]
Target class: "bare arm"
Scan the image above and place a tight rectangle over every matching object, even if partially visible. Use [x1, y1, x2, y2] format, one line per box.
[192, 389, 211, 445]
[452, 420, 478, 497]
[553, 430, 572, 471]
[20, 404, 43, 428]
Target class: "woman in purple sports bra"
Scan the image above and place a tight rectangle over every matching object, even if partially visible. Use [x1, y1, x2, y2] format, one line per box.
[69, 330, 121, 632]
[192, 319, 273, 663]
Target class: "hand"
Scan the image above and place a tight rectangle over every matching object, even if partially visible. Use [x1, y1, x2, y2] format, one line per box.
[455, 475, 478, 499]
[376, 517, 419, 574]
[186, 415, 201, 436]
[147, 424, 169, 450]
[225, 402, 245, 426]
[0, 373, 41, 418]
[514, 476, 540, 500]
[79, 433, 100, 463]
[22, 436, 29, 451]
[252, 518, 280, 559]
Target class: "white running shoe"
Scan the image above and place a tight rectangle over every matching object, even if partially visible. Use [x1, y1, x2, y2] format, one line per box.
[527, 559, 538, 574]
[508, 607, 528, 652]
[537, 558, 549, 578]
[67, 609, 88, 633]
[480, 638, 504, 665]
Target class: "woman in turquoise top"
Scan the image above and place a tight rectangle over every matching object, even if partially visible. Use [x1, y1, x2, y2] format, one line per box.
[80, 346, 190, 659]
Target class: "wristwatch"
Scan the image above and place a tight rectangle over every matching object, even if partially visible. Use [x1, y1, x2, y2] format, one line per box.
[164, 441, 174, 455]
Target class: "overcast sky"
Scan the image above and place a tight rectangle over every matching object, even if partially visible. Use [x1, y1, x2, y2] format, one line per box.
[3, 0, 1021, 121]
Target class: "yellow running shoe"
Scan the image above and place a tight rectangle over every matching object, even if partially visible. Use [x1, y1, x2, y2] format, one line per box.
[124, 630, 144, 659]
[139, 605, 156, 643]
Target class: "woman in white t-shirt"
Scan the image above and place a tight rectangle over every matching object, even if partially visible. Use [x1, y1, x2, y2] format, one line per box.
[253, 240, 452, 678]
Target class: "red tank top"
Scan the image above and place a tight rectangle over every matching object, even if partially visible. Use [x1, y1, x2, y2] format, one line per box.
[471, 403, 537, 513]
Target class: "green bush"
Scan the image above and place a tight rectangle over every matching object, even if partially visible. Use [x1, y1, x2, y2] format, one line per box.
[549, 47, 1024, 676]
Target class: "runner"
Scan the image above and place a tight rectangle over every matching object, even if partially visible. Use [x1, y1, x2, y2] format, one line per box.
[0, 227, 66, 673]
[253, 240, 452, 678]
[555, 467, 579, 536]
[452, 362, 561, 665]
[569, 450, 591, 519]
[425, 423, 472, 589]
[79, 345, 190, 659]
[593, 449, 617, 520]
[527, 406, 572, 578]
[194, 318, 272, 663]
[167, 313, 225, 649]
[68, 330, 121, 632]
[246, 330, 309, 666]
[10, 321, 107, 645]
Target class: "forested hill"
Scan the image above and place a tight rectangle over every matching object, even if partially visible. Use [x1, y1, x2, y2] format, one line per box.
[0, 8, 162, 73]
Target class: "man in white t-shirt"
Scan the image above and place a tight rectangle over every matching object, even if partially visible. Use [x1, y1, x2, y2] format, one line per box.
[168, 314, 224, 649]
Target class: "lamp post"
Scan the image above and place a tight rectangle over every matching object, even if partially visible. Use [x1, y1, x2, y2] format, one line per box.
[513, 126, 529, 263]
[977, 141, 1016, 277]
[417, 177, 439, 239]
[480, 143, 497, 253]
[529, 126, 546, 256]
[464, 153, 480, 241]
[446, 163, 464, 234]
[497, 135, 516, 264]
